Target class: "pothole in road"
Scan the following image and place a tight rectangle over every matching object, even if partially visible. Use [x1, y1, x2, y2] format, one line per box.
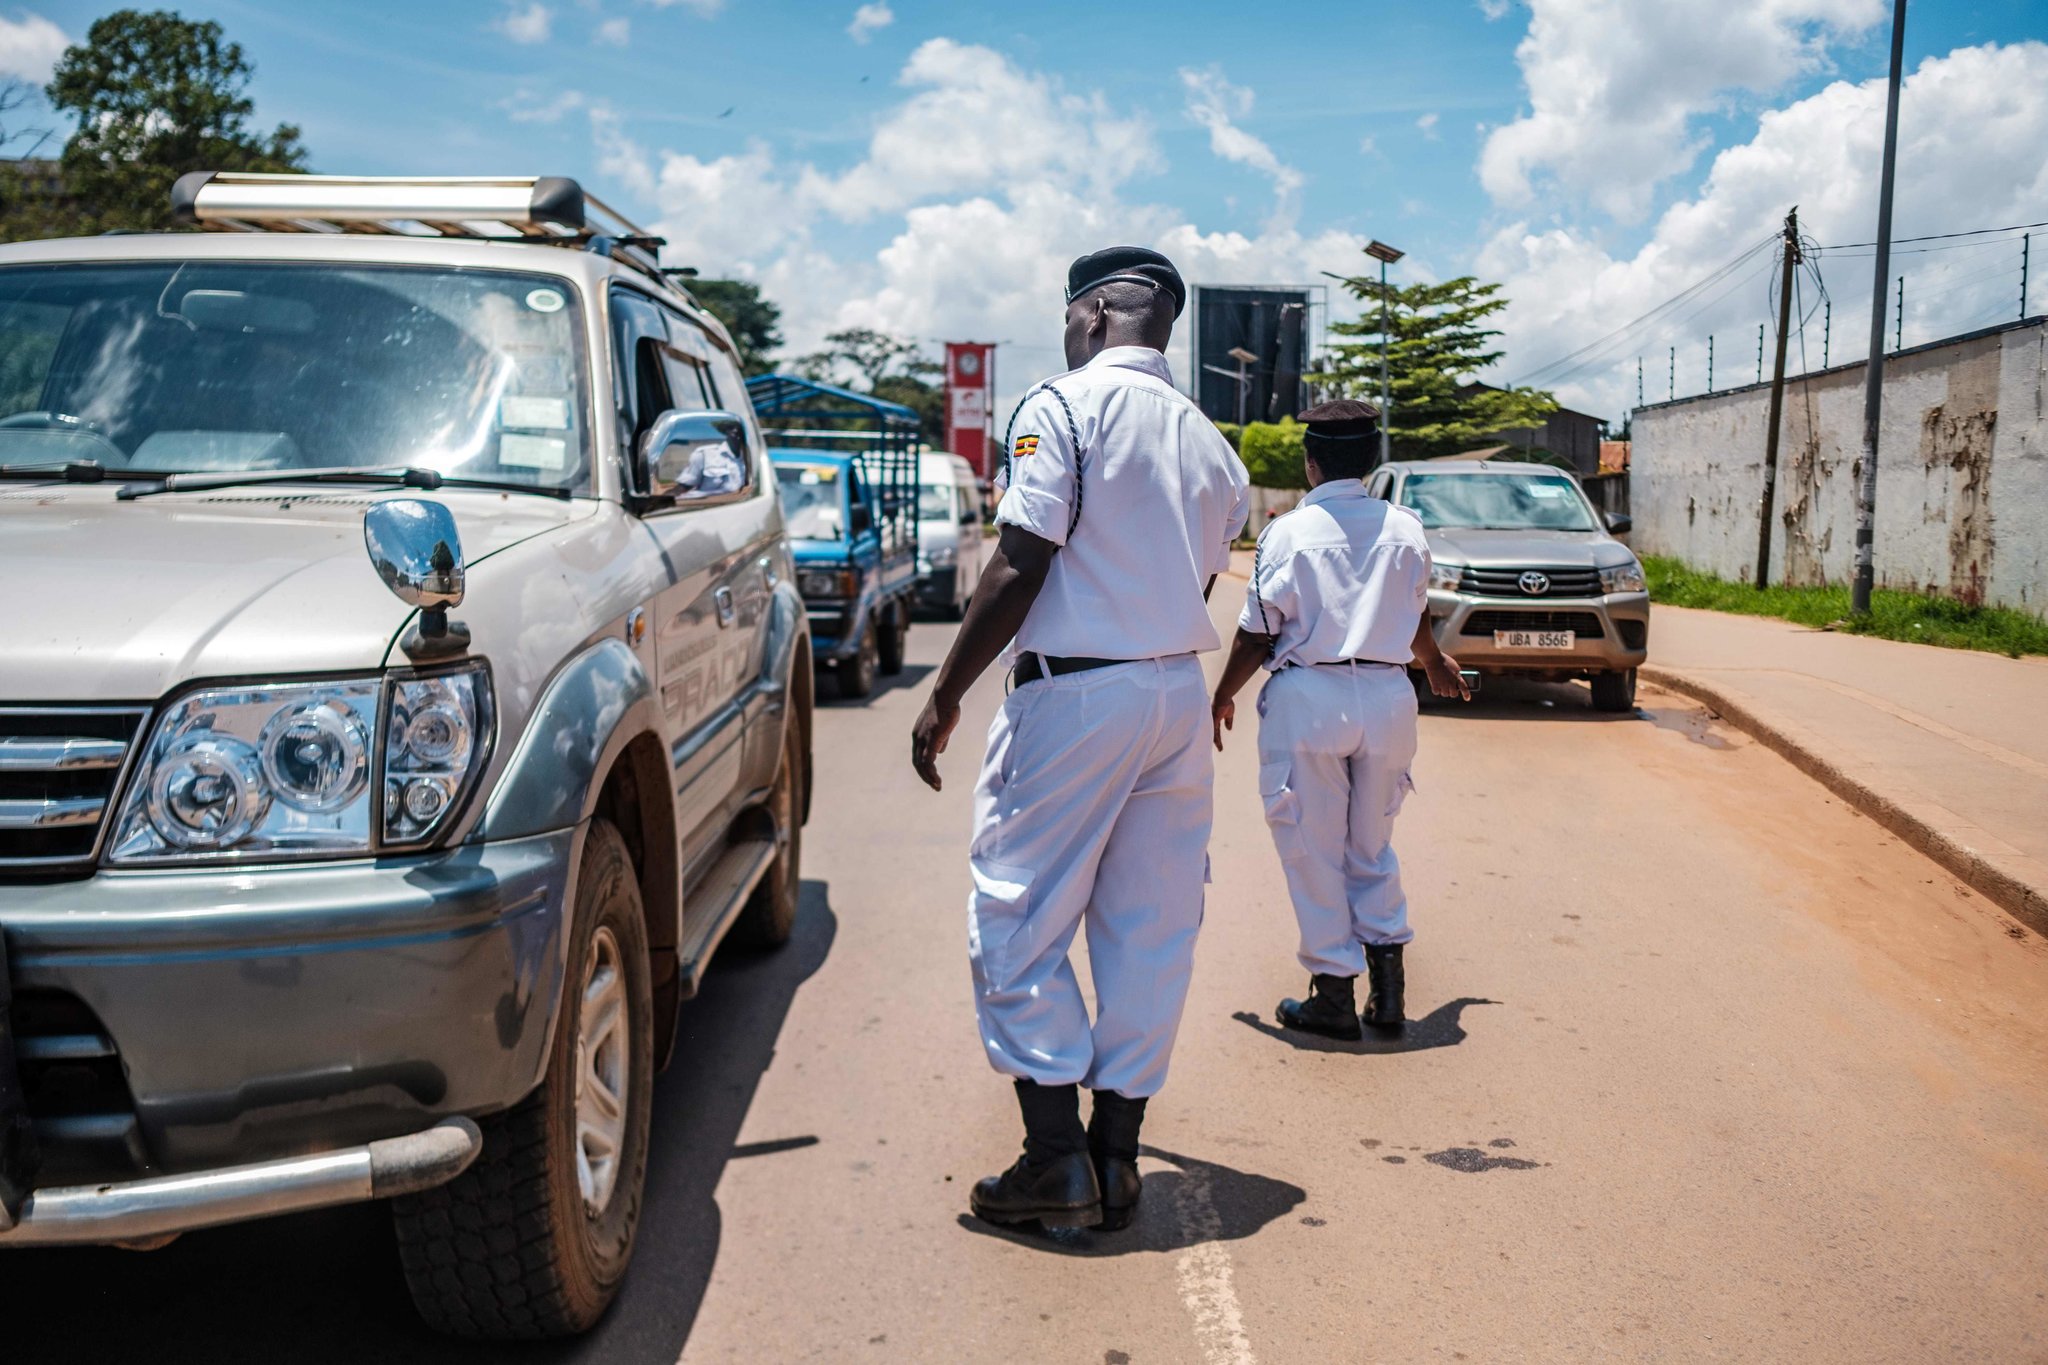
[1424, 1145, 1543, 1173]
[1641, 704, 1735, 749]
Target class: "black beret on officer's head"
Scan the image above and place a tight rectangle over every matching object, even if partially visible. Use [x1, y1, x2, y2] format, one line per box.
[1299, 399, 1381, 478]
[1066, 246, 1187, 318]
[1297, 399, 1382, 441]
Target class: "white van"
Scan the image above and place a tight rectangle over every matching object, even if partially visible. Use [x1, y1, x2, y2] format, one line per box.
[914, 451, 986, 619]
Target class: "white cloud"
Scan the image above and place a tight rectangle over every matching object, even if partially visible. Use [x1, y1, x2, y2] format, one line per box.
[1480, 0, 1884, 222]
[1483, 42, 2048, 418]
[0, 11, 69, 81]
[493, 2, 552, 44]
[595, 16, 630, 44]
[1179, 66, 1304, 227]
[1478, 0, 1511, 18]
[503, 88, 585, 123]
[645, 0, 724, 14]
[1415, 111, 1440, 138]
[596, 40, 1368, 415]
[847, 2, 893, 43]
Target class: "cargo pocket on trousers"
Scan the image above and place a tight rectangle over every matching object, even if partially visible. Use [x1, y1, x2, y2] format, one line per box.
[1386, 771, 1416, 820]
[1259, 760, 1310, 864]
[967, 856, 1034, 989]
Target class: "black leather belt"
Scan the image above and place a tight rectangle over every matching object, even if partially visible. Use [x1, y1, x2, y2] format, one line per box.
[1013, 653, 1130, 684]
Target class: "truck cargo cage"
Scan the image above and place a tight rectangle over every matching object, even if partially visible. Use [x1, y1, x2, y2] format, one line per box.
[748, 372, 922, 568]
[168, 172, 669, 282]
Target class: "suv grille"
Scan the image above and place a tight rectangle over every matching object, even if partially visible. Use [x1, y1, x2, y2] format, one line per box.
[0, 707, 149, 871]
[1463, 610, 1606, 639]
[1459, 566, 1602, 598]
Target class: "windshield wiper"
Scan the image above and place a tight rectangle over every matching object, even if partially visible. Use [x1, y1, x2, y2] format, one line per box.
[0, 460, 116, 483]
[116, 465, 574, 502]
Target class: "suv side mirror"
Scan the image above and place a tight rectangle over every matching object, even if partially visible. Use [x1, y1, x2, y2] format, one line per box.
[848, 500, 874, 534]
[1604, 510, 1633, 535]
[961, 505, 978, 526]
[364, 498, 469, 654]
[637, 409, 749, 502]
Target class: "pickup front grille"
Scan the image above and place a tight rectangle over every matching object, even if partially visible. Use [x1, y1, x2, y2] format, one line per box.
[1463, 610, 1606, 639]
[0, 707, 149, 871]
[1459, 566, 1603, 598]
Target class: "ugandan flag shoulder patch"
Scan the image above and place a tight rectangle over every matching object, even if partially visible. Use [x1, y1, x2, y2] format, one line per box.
[1013, 434, 1041, 459]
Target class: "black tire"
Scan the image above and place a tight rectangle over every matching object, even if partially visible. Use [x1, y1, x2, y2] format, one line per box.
[877, 601, 907, 676]
[1590, 668, 1638, 712]
[394, 819, 654, 1339]
[837, 619, 879, 699]
[732, 716, 804, 949]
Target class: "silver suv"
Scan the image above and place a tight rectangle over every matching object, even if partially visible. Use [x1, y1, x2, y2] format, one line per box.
[0, 174, 813, 1337]
[1366, 460, 1648, 711]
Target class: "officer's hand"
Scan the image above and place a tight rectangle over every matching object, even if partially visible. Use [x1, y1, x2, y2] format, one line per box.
[1424, 651, 1471, 701]
[1212, 696, 1235, 751]
[912, 692, 960, 791]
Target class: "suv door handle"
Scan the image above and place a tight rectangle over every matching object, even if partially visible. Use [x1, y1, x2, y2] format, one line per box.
[714, 586, 736, 627]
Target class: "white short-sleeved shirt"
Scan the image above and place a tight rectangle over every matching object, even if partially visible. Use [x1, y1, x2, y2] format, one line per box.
[996, 346, 1251, 660]
[1239, 479, 1432, 670]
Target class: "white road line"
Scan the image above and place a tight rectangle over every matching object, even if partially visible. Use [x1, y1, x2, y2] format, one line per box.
[1171, 1160, 1257, 1365]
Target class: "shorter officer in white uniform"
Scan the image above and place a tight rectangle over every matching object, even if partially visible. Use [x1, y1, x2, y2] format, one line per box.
[1211, 401, 1468, 1040]
[913, 247, 1249, 1232]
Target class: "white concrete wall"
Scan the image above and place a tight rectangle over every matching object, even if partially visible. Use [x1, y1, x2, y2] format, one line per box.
[1632, 318, 2047, 616]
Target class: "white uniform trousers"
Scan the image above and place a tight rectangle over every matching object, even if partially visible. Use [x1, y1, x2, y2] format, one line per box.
[967, 655, 1213, 1099]
[1255, 661, 1419, 976]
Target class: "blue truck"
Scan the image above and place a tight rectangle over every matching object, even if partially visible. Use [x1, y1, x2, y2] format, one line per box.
[750, 375, 921, 699]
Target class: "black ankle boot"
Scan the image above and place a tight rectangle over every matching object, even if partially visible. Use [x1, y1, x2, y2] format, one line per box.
[1276, 973, 1363, 1041]
[1087, 1091, 1147, 1232]
[1364, 944, 1406, 1032]
[970, 1081, 1103, 1230]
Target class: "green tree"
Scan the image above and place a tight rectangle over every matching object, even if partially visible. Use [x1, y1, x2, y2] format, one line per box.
[1316, 264, 1557, 461]
[1239, 419, 1307, 490]
[796, 327, 945, 446]
[44, 9, 307, 235]
[687, 278, 784, 376]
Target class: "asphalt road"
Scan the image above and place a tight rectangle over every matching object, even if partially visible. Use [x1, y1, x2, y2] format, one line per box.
[8, 591, 2048, 1363]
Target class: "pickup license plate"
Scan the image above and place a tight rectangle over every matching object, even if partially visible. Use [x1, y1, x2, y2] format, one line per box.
[1494, 629, 1575, 650]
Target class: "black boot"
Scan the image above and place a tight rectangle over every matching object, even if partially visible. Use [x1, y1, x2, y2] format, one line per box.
[1087, 1091, 1147, 1232]
[1276, 973, 1363, 1041]
[970, 1081, 1103, 1230]
[1364, 944, 1406, 1032]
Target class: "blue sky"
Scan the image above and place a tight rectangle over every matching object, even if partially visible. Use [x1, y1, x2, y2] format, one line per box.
[5, 1, 2045, 418]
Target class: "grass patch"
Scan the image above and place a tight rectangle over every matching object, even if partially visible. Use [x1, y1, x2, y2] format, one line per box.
[1643, 556, 2048, 658]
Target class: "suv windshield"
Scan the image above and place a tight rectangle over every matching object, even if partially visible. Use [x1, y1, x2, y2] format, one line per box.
[775, 461, 846, 541]
[918, 483, 954, 520]
[1398, 472, 1598, 532]
[0, 261, 589, 490]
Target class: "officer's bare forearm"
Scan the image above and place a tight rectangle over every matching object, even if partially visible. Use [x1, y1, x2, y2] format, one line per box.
[1213, 629, 1271, 706]
[930, 525, 1056, 708]
[1409, 614, 1447, 666]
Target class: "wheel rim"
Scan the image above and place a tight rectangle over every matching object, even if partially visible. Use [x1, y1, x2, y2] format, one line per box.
[574, 924, 629, 1217]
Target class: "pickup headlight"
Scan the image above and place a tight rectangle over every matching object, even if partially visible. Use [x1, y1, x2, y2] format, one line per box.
[107, 665, 491, 863]
[798, 569, 854, 599]
[1428, 562, 1465, 591]
[1599, 560, 1647, 594]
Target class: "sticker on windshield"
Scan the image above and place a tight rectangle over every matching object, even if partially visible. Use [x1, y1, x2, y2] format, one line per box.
[524, 288, 566, 314]
[501, 433, 568, 470]
[1528, 483, 1568, 498]
[501, 395, 570, 430]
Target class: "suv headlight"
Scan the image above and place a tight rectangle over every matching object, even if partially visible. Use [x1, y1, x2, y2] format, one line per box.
[925, 543, 956, 568]
[798, 569, 854, 599]
[107, 665, 492, 864]
[1428, 562, 1465, 591]
[1599, 560, 1647, 594]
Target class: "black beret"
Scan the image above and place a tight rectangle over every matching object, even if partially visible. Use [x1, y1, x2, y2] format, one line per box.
[1066, 246, 1187, 318]
[1297, 399, 1381, 441]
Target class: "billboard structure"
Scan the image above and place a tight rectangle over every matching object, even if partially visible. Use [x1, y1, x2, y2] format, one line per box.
[943, 342, 996, 479]
[1194, 286, 1319, 426]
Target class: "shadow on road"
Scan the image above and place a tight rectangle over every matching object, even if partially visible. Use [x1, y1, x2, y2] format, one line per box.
[0, 880, 840, 1364]
[955, 1144, 1303, 1257]
[1230, 997, 1498, 1055]
[1420, 675, 1639, 722]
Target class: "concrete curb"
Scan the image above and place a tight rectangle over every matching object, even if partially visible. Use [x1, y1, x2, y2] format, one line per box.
[1642, 664, 2048, 938]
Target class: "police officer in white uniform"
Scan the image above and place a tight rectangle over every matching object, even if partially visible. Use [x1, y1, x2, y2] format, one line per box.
[913, 247, 1249, 1232]
[1211, 401, 1468, 1040]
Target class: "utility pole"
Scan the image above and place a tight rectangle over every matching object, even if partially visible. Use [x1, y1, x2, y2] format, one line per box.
[1756, 208, 1800, 589]
[1366, 240, 1404, 466]
[1708, 335, 1715, 391]
[1854, 0, 1907, 618]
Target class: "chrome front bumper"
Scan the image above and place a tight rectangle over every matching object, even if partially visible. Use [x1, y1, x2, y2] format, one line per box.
[0, 1116, 480, 1247]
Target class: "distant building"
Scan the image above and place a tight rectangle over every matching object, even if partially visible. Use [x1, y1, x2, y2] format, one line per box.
[1599, 440, 1631, 474]
[1459, 381, 1609, 475]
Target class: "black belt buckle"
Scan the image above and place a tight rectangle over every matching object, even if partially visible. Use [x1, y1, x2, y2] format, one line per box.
[0, 930, 39, 1227]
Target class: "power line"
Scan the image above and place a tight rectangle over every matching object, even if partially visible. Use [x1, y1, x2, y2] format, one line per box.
[1815, 217, 2048, 251]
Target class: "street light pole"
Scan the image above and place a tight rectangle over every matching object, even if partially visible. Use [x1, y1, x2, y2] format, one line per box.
[1366, 239, 1404, 465]
[1853, 0, 1908, 617]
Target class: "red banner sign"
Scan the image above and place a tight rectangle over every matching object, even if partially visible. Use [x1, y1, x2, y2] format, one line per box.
[944, 342, 996, 479]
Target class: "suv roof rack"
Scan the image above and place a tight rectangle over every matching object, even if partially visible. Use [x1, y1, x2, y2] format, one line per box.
[169, 172, 674, 286]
